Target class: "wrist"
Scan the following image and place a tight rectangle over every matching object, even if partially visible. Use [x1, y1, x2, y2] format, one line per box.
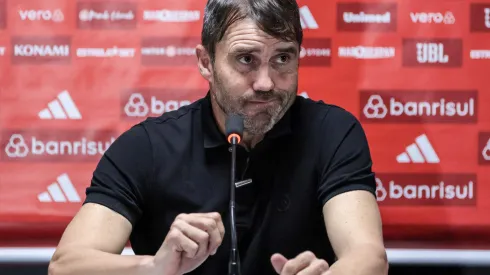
[137, 255, 157, 275]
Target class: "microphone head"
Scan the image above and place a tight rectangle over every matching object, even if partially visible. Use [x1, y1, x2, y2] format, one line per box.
[225, 114, 244, 144]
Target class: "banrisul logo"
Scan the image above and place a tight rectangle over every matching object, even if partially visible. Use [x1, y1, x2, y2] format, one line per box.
[121, 88, 200, 119]
[1, 130, 117, 161]
[360, 90, 477, 123]
[479, 132, 490, 165]
[375, 174, 476, 206]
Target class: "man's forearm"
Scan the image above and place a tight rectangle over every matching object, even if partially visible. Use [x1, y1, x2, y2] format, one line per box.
[48, 247, 155, 275]
[328, 244, 388, 275]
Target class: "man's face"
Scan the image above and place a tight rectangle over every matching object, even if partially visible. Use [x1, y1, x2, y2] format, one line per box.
[210, 18, 299, 135]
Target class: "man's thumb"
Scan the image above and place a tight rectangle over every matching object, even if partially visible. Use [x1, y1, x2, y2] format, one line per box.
[270, 253, 288, 274]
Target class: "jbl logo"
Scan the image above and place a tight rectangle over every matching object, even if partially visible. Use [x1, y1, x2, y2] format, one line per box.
[416, 43, 448, 63]
[403, 39, 462, 67]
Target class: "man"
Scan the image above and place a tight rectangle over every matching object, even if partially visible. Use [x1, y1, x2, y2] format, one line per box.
[48, 0, 388, 274]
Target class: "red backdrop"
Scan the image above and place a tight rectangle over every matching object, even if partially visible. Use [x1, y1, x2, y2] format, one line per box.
[0, 0, 489, 246]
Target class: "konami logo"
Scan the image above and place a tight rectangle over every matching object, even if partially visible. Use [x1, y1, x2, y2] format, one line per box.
[299, 38, 331, 66]
[479, 132, 490, 165]
[77, 2, 137, 29]
[403, 38, 463, 67]
[375, 174, 476, 206]
[141, 37, 200, 66]
[11, 36, 71, 64]
[337, 3, 397, 32]
[470, 4, 490, 32]
[1, 130, 116, 161]
[360, 90, 477, 123]
[121, 88, 201, 119]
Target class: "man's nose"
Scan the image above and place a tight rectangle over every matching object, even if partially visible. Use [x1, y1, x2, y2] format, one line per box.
[252, 67, 274, 92]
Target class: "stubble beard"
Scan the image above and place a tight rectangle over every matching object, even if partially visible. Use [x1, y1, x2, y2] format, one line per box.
[212, 68, 297, 136]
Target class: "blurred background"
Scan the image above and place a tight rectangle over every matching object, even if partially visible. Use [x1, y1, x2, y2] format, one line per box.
[0, 0, 489, 274]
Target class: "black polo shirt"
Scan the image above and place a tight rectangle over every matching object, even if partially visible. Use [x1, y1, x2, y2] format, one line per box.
[84, 92, 376, 275]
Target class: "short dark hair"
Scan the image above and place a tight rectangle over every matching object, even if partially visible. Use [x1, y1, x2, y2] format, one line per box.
[201, 0, 303, 62]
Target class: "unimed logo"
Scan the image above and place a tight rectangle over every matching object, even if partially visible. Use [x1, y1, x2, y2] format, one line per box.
[403, 39, 463, 67]
[141, 37, 200, 66]
[337, 3, 397, 32]
[77, 2, 137, 29]
[470, 4, 490, 31]
[360, 90, 477, 123]
[1, 130, 116, 161]
[121, 89, 199, 118]
[0, 0, 6, 29]
[375, 174, 476, 206]
[479, 132, 490, 165]
[299, 38, 331, 66]
[11, 36, 71, 64]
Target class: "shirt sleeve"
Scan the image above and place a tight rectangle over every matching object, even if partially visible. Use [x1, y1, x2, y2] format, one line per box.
[317, 107, 376, 206]
[83, 123, 153, 226]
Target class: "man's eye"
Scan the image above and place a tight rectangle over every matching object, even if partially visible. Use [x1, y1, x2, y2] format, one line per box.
[238, 55, 253, 64]
[276, 54, 290, 64]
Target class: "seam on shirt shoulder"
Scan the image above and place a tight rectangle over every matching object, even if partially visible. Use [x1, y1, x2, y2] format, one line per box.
[138, 123, 156, 206]
[315, 106, 333, 187]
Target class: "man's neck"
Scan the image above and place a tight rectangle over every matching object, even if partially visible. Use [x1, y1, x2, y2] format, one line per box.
[210, 98, 263, 150]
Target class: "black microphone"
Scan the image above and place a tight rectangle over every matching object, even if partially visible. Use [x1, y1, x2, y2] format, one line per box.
[225, 114, 244, 275]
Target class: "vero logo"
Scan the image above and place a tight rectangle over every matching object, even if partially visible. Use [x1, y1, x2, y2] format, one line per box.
[38, 173, 81, 203]
[396, 134, 440, 164]
[38, 90, 81, 120]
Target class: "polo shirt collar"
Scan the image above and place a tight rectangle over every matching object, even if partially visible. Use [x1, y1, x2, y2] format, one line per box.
[201, 92, 293, 149]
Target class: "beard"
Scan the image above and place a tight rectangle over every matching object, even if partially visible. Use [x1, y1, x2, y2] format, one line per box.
[211, 69, 297, 136]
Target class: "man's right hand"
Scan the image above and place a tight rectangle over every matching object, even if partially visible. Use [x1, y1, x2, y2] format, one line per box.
[152, 212, 225, 275]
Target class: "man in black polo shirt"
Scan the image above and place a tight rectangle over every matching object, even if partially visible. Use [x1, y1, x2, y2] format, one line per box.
[49, 0, 388, 274]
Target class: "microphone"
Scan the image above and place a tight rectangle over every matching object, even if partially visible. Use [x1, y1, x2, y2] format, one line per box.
[225, 114, 244, 275]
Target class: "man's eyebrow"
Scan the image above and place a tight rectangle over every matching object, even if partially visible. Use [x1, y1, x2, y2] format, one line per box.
[229, 47, 262, 54]
[275, 46, 298, 55]
[228, 45, 298, 55]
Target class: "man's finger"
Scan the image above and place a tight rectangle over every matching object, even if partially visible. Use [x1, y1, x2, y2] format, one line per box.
[194, 212, 225, 240]
[184, 216, 222, 256]
[281, 251, 316, 275]
[296, 259, 329, 275]
[171, 220, 209, 258]
[166, 227, 199, 259]
[271, 253, 288, 274]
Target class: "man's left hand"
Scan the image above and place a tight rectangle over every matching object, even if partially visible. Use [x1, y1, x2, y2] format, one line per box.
[270, 251, 331, 275]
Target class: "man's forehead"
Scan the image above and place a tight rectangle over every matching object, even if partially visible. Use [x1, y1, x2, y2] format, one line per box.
[220, 18, 297, 50]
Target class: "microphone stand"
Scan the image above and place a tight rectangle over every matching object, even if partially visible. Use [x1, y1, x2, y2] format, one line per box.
[228, 136, 241, 275]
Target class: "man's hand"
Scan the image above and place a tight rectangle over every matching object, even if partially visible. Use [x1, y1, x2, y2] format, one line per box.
[271, 251, 331, 275]
[151, 212, 225, 275]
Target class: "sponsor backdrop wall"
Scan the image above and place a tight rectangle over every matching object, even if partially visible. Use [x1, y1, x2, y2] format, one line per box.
[0, 0, 489, 247]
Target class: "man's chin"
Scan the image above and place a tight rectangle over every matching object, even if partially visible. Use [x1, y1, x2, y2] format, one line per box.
[244, 115, 275, 135]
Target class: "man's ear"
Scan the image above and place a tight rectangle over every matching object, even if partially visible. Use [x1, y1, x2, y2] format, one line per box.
[196, 44, 213, 82]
